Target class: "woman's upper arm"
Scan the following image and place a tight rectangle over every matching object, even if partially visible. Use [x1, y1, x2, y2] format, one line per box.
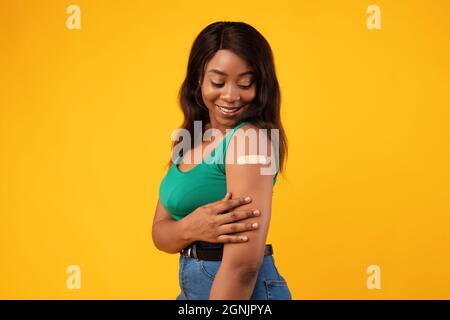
[221, 125, 277, 270]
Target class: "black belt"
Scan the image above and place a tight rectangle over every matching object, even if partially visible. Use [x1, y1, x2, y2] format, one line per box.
[180, 241, 273, 261]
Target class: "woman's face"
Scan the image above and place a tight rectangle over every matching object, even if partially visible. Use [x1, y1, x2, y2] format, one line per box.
[200, 49, 256, 130]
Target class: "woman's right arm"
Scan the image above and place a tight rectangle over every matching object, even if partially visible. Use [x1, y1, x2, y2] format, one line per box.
[152, 193, 261, 254]
[151, 199, 193, 253]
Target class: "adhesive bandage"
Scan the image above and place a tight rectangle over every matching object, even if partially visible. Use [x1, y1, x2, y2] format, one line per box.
[236, 155, 269, 165]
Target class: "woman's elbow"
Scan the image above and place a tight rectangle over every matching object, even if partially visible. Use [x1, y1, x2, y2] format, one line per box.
[231, 259, 264, 285]
[153, 239, 179, 254]
[152, 227, 177, 254]
[237, 267, 260, 286]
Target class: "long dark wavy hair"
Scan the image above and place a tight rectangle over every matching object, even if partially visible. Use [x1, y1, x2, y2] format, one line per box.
[169, 21, 288, 173]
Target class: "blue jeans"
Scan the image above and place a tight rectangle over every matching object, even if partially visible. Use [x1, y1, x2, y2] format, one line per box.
[176, 253, 292, 300]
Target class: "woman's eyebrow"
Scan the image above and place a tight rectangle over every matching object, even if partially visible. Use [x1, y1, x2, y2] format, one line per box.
[207, 69, 254, 76]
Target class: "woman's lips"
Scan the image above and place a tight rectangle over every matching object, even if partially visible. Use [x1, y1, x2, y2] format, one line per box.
[215, 104, 245, 117]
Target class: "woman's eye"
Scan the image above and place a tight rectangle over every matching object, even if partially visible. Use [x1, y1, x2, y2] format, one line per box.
[238, 84, 252, 89]
[211, 81, 224, 88]
[210, 81, 253, 89]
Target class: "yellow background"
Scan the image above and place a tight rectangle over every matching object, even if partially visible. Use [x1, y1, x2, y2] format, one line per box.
[1, 0, 449, 299]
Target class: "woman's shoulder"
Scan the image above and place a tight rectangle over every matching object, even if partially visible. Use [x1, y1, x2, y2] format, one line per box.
[237, 123, 259, 131]
[227, 122, 279, 177]
[229, 122, 274, 146]
[227, 122, 261, 140]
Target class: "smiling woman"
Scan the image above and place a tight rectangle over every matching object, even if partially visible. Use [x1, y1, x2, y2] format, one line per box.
[152, 21, 290, 300]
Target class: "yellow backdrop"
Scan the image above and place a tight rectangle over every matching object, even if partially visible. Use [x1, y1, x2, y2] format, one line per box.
[1, 0, 449, 299]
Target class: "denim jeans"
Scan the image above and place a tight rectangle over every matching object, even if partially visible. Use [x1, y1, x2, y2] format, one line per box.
[175, 252, 292, 300]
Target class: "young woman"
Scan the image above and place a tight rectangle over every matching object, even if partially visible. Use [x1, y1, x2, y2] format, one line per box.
[152, 21, 291, 300]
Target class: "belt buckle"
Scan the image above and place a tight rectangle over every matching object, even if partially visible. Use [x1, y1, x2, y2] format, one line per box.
[192, 242, 198, 259]
[182, 243, 198, 259]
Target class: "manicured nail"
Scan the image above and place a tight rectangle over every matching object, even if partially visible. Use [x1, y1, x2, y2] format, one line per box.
[252, 223, 258, 228]
[244, 196, 251, 202]
[253, 209, 260, 216]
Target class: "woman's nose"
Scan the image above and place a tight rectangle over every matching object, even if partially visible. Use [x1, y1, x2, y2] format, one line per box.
[221, 84, 241, 103]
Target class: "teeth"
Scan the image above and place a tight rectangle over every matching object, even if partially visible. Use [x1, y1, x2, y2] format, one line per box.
[216, 105, 242, 114]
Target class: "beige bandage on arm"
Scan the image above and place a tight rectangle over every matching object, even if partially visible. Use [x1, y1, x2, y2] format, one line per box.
[236, 155, 269, 165]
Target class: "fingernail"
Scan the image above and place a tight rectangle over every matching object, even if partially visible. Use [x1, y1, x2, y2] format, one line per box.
[253, 209, 260, 216]
[252, 223, 258, 228]
[244, 196, 251, 202]
[224, 192, 229, 199]
[241, 236, 248, 241]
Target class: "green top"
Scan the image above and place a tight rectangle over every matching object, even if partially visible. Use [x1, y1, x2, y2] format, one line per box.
[159, 121, 278, 221]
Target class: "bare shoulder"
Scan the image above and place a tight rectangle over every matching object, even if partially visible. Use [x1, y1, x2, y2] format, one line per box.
[236, 123, 261, 135]
[240, 123, 260, 131]
[230, 123, 274, 158]
[232, 123, 271, 141]
[226, 123, 276, 179]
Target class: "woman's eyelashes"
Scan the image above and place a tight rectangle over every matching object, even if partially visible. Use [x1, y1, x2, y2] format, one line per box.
[238, 83, 253, 89]
[210, 80, 253, 90]
[210, 81, 224, 87]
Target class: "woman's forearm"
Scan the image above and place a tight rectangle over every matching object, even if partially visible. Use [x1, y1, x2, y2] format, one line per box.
[152, 218, 193, 254]
[209, 264, 260, 299]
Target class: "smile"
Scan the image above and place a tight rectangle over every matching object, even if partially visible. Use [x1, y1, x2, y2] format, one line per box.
[215, 104, 245, 117]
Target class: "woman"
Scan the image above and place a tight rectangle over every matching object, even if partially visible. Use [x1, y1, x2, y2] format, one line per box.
[152, 21, 291, 300]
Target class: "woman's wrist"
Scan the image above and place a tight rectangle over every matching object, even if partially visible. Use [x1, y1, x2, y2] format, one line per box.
[179, 216, 195, 243]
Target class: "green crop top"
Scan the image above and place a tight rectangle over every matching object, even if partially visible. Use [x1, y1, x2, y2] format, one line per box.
[158, 121, 278, 221]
